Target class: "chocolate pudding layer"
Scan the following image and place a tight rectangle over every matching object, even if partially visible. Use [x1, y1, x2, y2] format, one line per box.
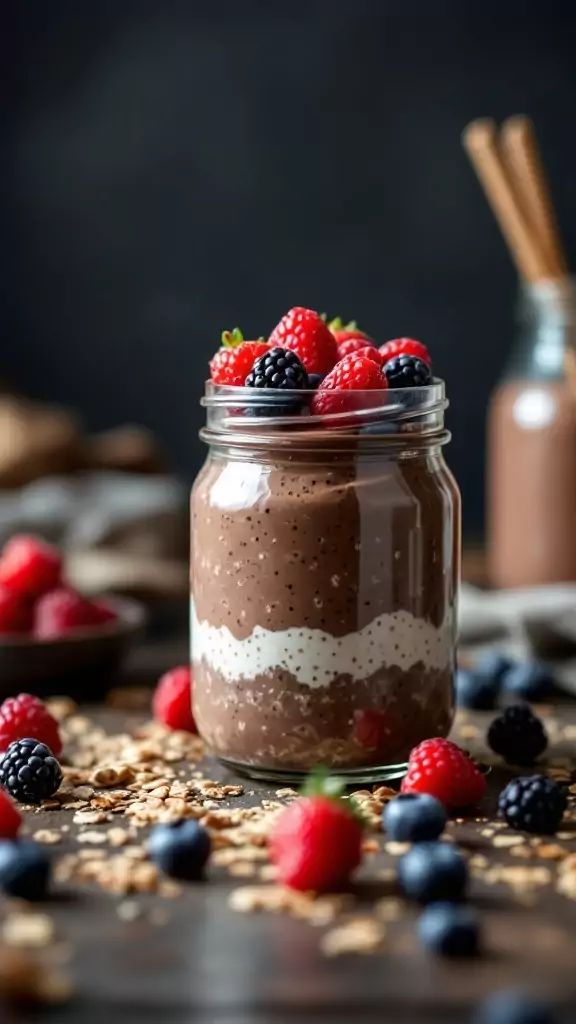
[191, 423, 460, 778]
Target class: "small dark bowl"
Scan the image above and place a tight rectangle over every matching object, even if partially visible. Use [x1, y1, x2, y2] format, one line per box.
[0, 596, 147, 699]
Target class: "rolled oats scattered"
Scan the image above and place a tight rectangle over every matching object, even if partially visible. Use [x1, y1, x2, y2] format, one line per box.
[384, 842, 411, 857]
[275, 788, 298, 799]
[76, 832, 108, 845]
[2, 912, 55, 948]
[33, 830, 62, 846]
[320, 918, 386, 957]
[492, 835, 526, 849]
[116, 900, 142, 921]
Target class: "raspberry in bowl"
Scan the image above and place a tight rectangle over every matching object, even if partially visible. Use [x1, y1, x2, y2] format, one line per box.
[192, 310, 460, 782]
[0, 534, 146, 695]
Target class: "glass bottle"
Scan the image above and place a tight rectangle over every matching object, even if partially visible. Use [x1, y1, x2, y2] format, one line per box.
[487, 279, 576, 588]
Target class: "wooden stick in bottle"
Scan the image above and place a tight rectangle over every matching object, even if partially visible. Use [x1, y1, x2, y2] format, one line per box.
[500, 115, 569, 280]
[462, 119, 551, 282]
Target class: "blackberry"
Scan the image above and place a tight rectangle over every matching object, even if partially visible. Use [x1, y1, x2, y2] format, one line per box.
[487, 704, 548, 765]
[245, 347, 309, 390]
[0, 738, 62, 805]
[383, 354, 432, 388]
[498, 775, 567, 834]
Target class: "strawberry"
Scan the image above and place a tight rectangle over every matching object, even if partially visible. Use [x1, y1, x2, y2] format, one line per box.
[379, 338, 431, 366]
[0, 535, 62, 599]
[269, 771, 363, 892]
[210, 329, 269, 386]
[311, 355, 387, 417]
[268, 308, 338, 376]
[328, 317, 375, 361]
[401, 738, 486, 809]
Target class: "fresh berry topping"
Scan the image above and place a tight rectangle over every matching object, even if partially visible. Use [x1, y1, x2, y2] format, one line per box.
[379, 337, 431, 366]
[502, 662, 554, 702]
[472, 990, 555, 1024]
[148, 820, 211, 880]
[0, 790, 22, 838]
[487, 704, 548, 766]
[498, 775, 567, 834]
[0, 585, 33, 635]
[307, 373, 324, 389]
[0, 738, 62, 805]
[210, 329, 269, 386]
[351, 345, 384, 366]
[328, 317, 372, 348]
[398, 841, 468, 904]
[418, 902, 481, 957]
[383, 793, 446, 843]
[88, 599, 119, 626]
[337, 336, 377, 360]
[311, 355, 387, 417]
[269, 772, 362, 892]
[401, 737, 486, 809]
[33, 588, 113, 639]
[0, 839, 50, 900]
[455, 667, 499, 711]
[153, 666, 196, 733]
[245, 347, 309, 390]
[0, 535, 62, 599]
[268, 307, 338, 376]
[0, 694, 62, 757]
[383, 354, 432, 388]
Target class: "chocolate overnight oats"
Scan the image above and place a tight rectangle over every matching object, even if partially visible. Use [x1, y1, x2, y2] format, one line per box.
[191, 312, 460, 782]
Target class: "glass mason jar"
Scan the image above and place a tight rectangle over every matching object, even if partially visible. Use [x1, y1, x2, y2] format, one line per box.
[488, 279, 576, 588]
[191, 381, 460, 783]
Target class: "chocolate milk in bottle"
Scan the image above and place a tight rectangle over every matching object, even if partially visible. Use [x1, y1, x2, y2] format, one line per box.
[488, 280, 576, 588]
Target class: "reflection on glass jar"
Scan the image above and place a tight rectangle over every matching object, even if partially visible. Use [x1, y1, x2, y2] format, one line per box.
[191, 382, 460, 783]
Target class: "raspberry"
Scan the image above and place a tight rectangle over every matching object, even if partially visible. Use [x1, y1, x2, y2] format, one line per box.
[379, 337, 431, 366]
[33, 588, 111, 639]
[311, 355, 387, 417]
[210, 329, 269, 386]
[337, 336, 376, 359]
[0, 535, 62, 599]
[153, 666, 196, 733]
[269, 307, 338, 376]
[401, 737, 486, 809]
[0, 585, 33, 635]
[270, 789, 362, 893]
[0, 694, 62, 757]
[0, 790, 22, 838]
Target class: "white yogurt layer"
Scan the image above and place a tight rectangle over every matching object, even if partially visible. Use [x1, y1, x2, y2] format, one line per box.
[191, 601, 454, 690]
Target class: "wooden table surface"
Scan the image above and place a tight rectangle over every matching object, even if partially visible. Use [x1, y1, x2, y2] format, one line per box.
[5, 676, 574, 1024]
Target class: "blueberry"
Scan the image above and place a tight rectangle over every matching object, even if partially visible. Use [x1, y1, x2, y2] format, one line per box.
[417, 901, 480, 957]
[148, 820, 211, 881]
[0, 840, 50, 900]
[307, 373, 324, 389]
[472, 989, 556, 1024]
[455, 668, 499, 711]
[502, 662, 555, 702]
[475, 651, 515, 684]
[398, 842, 467, 904]
[383, 793, 446, 843]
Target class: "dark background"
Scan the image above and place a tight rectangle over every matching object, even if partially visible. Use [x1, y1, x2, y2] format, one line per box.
[2, 1, 575, 538]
